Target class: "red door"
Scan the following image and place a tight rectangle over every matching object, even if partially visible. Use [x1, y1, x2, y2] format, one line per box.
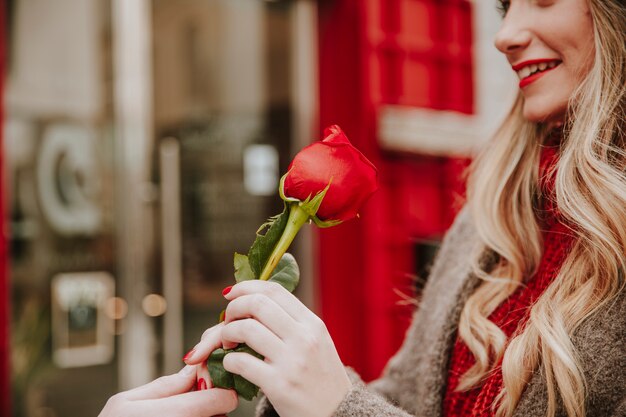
[317, 0, 473, 381]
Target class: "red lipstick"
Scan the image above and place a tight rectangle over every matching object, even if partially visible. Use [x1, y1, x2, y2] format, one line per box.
[512, 59, 561, 89]
[519, 71, 550, 88]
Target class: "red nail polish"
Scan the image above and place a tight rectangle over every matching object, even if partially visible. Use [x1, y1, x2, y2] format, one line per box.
[222, 285, 233, 296]
[198, 378, 207, 391]
[182, 348, 195, 362]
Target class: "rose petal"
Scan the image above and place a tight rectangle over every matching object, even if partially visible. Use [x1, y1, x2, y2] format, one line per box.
[283, 126, 378, 222]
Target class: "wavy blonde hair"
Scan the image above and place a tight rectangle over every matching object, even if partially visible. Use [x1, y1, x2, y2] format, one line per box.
[458, 1, 626, 416]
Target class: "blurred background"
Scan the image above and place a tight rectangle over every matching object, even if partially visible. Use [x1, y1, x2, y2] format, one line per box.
[0, 0, 516, 416]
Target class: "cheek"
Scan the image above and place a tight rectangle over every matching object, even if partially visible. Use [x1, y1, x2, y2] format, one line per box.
[562, 26, 595, 83]
[566, 8, 595, 79]
[576, 41, 595, 81]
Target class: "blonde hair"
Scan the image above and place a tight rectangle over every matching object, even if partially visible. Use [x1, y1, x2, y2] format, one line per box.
[459, 1, 626, 416]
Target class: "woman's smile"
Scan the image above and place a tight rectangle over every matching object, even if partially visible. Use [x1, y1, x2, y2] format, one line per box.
[512, 59, 562, 88]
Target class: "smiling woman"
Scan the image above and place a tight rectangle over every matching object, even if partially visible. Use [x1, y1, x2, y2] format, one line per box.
[461, 0, 625, 416]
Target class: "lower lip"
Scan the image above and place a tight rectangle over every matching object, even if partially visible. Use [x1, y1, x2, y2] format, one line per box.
[519, 65, 559, 89]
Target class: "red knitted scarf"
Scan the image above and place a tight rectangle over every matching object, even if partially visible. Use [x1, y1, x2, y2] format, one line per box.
[442, 134, 576, 416]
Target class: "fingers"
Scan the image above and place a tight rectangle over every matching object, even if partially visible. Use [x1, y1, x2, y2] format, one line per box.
[184, 323, 224, 365]
[201, 323, 221, 341]
[141, 388, 238, 417]
[195, 318, 281, 391]
[196, 362, 212, 390]
[221, 318, 285, 360]
[224, 280, 317, 324]
[223, 351, 273, 388]
[224, 293, 300, 341]
[124, 366, 197, 400]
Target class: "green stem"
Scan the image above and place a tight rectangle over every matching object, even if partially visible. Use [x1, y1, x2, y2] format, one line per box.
[259, 203, 310, 281]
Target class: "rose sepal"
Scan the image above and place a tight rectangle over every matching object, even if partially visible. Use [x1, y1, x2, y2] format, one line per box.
[278, 172, 342, 229]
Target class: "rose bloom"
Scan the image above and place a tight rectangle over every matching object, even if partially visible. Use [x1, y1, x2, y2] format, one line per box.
[494, 0, 595, 123]
[282, 125, 378, 222]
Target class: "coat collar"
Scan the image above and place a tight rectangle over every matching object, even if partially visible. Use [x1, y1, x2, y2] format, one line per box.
[409, 208, 492, 416]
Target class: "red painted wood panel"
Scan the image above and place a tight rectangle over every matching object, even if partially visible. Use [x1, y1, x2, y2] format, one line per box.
[317, 0, 372, 375]
[0, 0, 10, 413]
[317, 0, 473, 381]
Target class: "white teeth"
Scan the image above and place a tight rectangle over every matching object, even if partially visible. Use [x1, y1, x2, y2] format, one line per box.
[516, 61, 560, 80]
[519, 67, 532, 79]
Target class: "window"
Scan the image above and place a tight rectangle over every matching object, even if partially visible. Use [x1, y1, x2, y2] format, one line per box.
[374, 0, 517, 156]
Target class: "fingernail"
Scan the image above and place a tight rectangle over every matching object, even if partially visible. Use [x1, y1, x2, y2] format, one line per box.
[223, 341, 238, 350]
[182, 348, 196, 362]
[197, 378, 207, 391]
[222, 285, 233, 296]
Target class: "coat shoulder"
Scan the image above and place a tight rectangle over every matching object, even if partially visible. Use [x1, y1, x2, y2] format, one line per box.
[575, 289, 626, 416]
[515, 288, 626, 417]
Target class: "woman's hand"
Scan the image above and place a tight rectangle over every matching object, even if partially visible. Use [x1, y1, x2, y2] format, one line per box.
[183, 323, 227, 392]
[188, 281, 351, 417]
[98, 365, 238, 417]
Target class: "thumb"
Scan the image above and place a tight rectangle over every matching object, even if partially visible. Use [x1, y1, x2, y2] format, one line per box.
[124, 365, 197, 400]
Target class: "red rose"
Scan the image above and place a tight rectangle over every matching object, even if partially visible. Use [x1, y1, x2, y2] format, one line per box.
[282, 125, 378, 222]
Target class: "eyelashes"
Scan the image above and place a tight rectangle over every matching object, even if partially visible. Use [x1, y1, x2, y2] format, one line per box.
[496, 0, 510, 17]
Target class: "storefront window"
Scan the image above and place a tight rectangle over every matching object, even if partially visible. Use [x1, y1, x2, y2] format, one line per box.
[6, 1, 117, 415]
[6, 0, 305, 415]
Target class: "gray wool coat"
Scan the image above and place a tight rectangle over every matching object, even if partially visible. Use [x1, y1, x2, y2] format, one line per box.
[256, 208, 626, 417]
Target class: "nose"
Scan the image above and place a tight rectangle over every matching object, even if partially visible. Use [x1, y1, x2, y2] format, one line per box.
[494, 6, 532, 55]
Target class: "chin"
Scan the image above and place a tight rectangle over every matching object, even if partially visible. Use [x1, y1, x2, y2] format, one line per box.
[522, 102, 567, 124]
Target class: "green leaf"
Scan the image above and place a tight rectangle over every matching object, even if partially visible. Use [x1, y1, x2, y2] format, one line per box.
[207, 344, 264, 401]
[207, 348, 234, 390]
[248, 206, 289, 279]
[232, 345, 264, 400]
[234, 253, 254, 282]
[233, 374, 259, 401]
[268, 253, 300, 293]
[256, 212, 285, 234]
